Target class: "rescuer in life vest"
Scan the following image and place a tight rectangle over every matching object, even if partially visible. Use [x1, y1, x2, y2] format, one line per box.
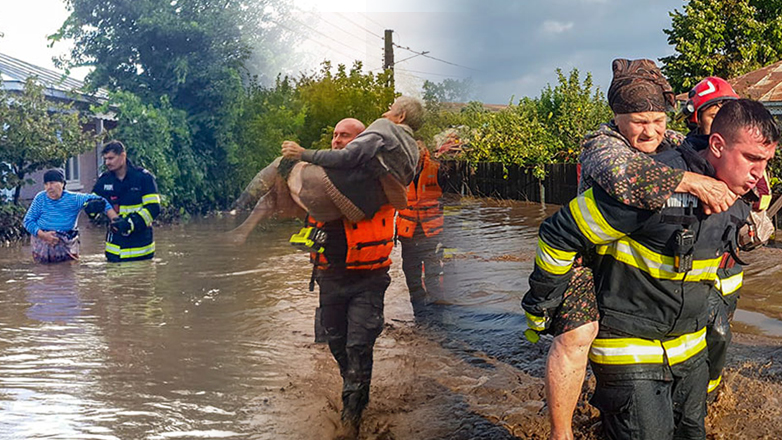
[286, 105, 424, 440]
[396, 140, 449, 311]
[91, 140, 161, 262]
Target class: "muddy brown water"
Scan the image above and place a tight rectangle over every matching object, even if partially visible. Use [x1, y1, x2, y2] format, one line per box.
[2, 196, 782, 439]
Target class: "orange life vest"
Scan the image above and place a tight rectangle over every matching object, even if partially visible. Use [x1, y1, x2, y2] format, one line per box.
[397, 150, 443, 238]
[308, 204, 395, 271]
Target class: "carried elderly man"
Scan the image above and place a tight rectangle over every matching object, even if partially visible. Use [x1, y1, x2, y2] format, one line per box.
[229, 96, 423, 243]
[523, 98, 779, 440]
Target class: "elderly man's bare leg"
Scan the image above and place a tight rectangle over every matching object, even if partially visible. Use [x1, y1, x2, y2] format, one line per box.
[546, 321, 599, 440]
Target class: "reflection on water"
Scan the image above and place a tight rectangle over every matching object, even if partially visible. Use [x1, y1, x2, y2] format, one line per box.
[0, 198, 780, 439]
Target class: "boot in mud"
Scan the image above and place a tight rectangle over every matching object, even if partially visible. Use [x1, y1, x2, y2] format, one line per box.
[333, 417, 360, 440]
[335, 381, 368, 440]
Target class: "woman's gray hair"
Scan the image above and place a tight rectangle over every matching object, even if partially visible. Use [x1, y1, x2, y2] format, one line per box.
[394, 96, 425, 131]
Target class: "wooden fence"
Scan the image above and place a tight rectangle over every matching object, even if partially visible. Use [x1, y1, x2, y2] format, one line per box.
[441, 161, 579, 206]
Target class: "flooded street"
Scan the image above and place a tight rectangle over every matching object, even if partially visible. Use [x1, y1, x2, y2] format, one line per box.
[2, 196, 782, 439]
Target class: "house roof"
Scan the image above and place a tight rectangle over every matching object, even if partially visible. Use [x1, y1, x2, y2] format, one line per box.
[675, 60, 782, 103]
[0, 52, 108, 104]
[729, 60, 782, 102]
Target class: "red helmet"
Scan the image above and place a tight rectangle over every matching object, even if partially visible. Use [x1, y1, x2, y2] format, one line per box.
[682, 77, 739, 125]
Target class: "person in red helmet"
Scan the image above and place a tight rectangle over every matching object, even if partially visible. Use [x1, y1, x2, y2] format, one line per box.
[681, 76, 740, 136]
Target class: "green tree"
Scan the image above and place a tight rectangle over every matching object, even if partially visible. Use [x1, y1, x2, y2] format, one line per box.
[465, 102, 563, 179]
[535, 68, 612, 162]
[94, 91, 201, 210]
[0, 78, 96, 204]
[661, 0, 782, 91]
[231, 76, 306, 190]
[295, 61, 396, 149]
[51, 0, 295, 209]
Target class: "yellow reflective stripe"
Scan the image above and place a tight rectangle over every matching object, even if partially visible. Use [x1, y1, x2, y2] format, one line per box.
[596, 237, 721, 282]
[590, 328, 707, 366]
[525, 311, 547, 331]
[758, 194, 771, 211]
[535, 238, 576, 275]
[589, 337, 665, 365]
[139, 208, 154, 227]
[708, 375, 722, 393]
[143, 194, 161, 205]
[715, 272, 743, 296]
[662, 327, 707, 365]
[570, 188, 624, 245]
[119, 204, 143, 214]
[105, 242, 155, 258]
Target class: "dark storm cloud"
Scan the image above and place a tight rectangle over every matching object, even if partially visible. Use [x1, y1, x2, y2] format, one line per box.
[381, 0, 685, 104]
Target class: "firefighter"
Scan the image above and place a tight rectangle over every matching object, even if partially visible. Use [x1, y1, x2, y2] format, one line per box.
[92, 140, 161, 262]
[680, 76, 774, 394]
[543, 59, 742, 440]
[523, 99, 779, 440]
[396, 140, 447, 308]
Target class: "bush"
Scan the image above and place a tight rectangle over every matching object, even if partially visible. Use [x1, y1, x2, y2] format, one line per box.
[0, 203, 28, 244]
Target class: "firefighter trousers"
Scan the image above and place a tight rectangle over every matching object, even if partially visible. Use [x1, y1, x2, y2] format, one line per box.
[590, 355, 708, 440]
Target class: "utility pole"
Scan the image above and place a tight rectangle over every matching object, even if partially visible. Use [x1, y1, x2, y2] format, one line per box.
[383, 29, 394, 88]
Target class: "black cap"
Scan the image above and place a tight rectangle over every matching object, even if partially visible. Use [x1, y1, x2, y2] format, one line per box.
[43, 169, 65, 183]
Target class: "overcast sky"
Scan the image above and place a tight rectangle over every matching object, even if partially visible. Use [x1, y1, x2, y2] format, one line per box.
[0, 0, 686, 105]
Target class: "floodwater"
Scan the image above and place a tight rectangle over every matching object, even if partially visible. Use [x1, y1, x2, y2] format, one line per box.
[1, 196, 782, 439]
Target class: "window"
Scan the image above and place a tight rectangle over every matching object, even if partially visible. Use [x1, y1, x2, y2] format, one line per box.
[64, 156, 83, 190]
[65, 156, 80, 182]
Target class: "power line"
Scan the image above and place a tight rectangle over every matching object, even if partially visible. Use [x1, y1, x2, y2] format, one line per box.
[310, 12, 376, 44]
[393, 43, 479, 72]
[335, 12, 384, 39]
[396, 68, 465, 79]
[288, 17, 367, 59]
[269, 18, 363, 62]
[357, 12, 386, 33]
[395, 52, 427, 65]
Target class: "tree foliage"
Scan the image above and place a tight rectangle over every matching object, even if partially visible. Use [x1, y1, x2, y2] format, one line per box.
[94, 91, 201, 210]
[535, 68, 612, 162]
[51, 0, 295, 209]
[0, 78, 96, 204]
[661, 0, 782, 91]
[232, 76, 306, 190]
[295, 62, 396, 149]
[418, 69, 610, 179]
[465, 103, 562, 179]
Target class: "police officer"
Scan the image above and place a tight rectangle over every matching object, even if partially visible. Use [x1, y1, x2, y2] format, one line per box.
[523, 99, 779, 440]
[92, 140, 161, 262]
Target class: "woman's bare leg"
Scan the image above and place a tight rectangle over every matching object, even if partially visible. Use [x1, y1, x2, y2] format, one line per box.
[545, 321, 599, 440]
